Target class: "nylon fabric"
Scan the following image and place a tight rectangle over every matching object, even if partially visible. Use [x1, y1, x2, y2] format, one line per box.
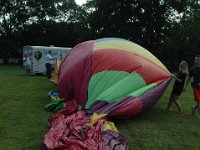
[86, 71, 146, 108]
[110, 79, 171, 118]
[92, 49, 171, 84]
[57, 37, 172, 118]
[58, 41, 93, 107]
[44, 110, 128, 150]
[128, 83, 157, 97]
[103, 130, 128, 150]
[93, 38, 169, 72]
[46, 37, 172, 149]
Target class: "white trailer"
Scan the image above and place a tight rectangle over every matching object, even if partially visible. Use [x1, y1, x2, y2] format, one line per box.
[23, 45, 71, 74]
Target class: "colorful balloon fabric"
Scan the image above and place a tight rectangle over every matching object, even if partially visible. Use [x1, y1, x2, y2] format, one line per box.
[58, 38, 172, 118]
[44, 38, 172, 149]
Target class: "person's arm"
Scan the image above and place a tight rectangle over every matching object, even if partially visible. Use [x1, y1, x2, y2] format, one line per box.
[174, 76, 183, 82]
[173, 73, 183, 82]
[50, 57, 55, 60]
[49, 55, 55, 60]
[176, 78, 183, 82]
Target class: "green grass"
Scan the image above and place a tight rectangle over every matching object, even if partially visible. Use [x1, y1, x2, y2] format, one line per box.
[0, 66, 54, 150]
[0, 66, 200, 150]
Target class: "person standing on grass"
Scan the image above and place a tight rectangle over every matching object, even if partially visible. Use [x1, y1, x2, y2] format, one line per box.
[25, 54, 32, 76]
[166, 61, 188, 112]
[184, 55, 200, 118]
[45, 50, 54, 80]
[23, 54, 27, 69]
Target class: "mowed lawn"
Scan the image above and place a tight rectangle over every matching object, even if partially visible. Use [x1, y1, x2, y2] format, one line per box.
[0, 65, 200, 150]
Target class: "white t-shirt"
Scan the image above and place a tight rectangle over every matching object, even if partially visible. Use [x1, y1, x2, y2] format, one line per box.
[46, 53, 53, 64]
[26, 57, 32, 65]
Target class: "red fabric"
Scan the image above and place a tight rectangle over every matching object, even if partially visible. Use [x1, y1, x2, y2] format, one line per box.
[44, 111, 105, 150]
[109, 97, 142, 118]
[48, 98, 79, 127]
[53, 144, 87, 150]
[57, 98, 79, 115]
[92, 49, 171, 84]
[109, 78, 171, 118]
[58, 41, 93, 107]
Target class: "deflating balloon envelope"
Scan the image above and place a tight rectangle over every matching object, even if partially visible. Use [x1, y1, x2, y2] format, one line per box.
[58, 38, 172, 118]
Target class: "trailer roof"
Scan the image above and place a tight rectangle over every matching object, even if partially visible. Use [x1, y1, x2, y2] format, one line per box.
[23, 46, 71, 51]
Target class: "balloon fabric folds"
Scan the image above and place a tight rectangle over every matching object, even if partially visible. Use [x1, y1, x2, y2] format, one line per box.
[58, 38, 172, 118]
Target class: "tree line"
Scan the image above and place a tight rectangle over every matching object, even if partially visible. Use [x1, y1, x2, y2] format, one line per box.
[0, 0, 200, 70]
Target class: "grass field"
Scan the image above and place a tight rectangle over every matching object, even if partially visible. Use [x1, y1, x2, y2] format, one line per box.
[0, 65, 200, 150]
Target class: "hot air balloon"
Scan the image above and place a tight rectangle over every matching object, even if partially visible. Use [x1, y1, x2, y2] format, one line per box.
[44, 38, 172, 150]
[57, 38, 172, 118]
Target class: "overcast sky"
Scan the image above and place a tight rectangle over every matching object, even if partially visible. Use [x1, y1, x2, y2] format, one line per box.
[75, 0, 87, 5]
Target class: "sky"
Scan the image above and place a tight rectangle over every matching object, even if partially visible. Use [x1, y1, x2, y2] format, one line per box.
[75, 0, 87, 5]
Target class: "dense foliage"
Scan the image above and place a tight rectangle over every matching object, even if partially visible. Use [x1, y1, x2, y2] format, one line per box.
[0, 0, 200, 68]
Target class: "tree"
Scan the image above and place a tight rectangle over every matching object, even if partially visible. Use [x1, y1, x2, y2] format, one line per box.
[0, 0, 87, 62]
[85, 0, 187, 54]
[159, 0, 200, 68]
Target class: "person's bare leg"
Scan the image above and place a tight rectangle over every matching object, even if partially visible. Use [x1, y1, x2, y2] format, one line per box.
[166, 94, 174, 110]
[191, 103, 198, 116]
[29, 69, 31, 76]
[173, 95, 182, 112]
[197, 101, 200, 118]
